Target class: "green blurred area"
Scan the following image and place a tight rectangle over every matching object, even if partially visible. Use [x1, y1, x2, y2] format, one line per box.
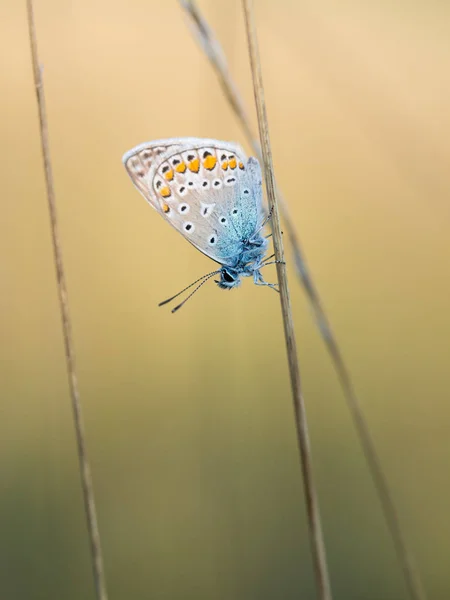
[1, 1, 450, 598]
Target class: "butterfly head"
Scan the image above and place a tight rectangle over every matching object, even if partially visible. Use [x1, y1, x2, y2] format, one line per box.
[215, 267, 241, 290]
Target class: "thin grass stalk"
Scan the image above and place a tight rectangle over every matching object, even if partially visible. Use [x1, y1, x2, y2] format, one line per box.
[179, 3, 427, 599]
[242, 2, 332, 599]
[26, 3, 108, 600]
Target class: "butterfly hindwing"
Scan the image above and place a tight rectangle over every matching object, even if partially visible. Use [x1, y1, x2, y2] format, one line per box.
[123, 138, 263, 265]
[231, 157, 264, 240]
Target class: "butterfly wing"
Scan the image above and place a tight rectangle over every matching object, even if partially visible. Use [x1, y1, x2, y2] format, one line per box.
[229, 156, 264, 240]
[123, 138, 262, 265]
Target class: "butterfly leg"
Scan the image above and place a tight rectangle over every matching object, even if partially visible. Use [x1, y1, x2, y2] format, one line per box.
[263, 204, 274, 225]
[264, 230, 283, 239]
[261, 260, 285, 267]
[256, 205, 276, 234]
[260, 253, 285, 266]
[253, 270, 280, 293]
[255, 279, 280, 292]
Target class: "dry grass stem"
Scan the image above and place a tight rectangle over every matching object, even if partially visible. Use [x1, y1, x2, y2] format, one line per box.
[179, 3, 427, 599]
[26, 2, 109, 599]
[242, 1, 333, 598]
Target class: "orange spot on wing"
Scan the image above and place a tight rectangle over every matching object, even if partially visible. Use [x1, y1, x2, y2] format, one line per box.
[203, 155, 217, 170]
[188, 158, 200, 173]
[221, 161, 228, 170]
[162, 203, 170, 213]
[164, 169, 174, 181]
[239, 161, 244, 170]
[160, 187, 171, 198]
[175, 162, 186, 173]
[229, 158, 237, 169]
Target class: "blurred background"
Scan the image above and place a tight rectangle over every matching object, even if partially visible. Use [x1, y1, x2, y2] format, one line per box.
[1, 1, 449, 598]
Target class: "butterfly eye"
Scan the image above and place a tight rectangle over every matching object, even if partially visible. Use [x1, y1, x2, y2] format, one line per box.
[223, 270, 235, 283]
[183, 222, 194, 233]
[208, 235, 217, 246]
[178, 203, 189, 214]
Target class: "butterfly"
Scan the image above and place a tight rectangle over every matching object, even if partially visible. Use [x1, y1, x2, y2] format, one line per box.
[122, 138, 279, 311]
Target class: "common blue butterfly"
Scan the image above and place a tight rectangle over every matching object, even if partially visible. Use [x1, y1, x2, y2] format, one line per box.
[123, 138, 279, 311]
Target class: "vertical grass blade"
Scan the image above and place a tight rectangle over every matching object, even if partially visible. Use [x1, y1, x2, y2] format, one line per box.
[26, 3, 109, 599]
[242, 2, 333, 598]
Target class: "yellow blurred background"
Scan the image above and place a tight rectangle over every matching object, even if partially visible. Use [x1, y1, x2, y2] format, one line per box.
[1, 1, 449, 598]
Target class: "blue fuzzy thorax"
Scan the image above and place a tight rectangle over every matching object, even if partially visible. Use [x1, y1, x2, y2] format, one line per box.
[216, 233, 269, 289]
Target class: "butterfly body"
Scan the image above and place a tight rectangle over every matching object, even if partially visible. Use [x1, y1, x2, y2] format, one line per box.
[216, 234, 269, 289]
[123, 138, 277, 307]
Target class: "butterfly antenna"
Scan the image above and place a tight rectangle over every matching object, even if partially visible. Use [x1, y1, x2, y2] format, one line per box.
[171, 272, 217, 313]
[158, 270, 220, 307]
